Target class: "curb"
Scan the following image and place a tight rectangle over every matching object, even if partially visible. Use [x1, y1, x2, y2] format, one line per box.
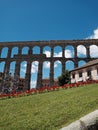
[60, 110, 98, 130]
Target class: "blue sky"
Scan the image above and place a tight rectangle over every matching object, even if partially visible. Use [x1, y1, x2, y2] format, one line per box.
[0, 0, 98, 88]
[0, 0, 98, 41]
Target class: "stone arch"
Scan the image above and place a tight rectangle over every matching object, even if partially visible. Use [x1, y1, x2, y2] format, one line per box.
[1, 47, 8, 58]
[43, 46, 51, 57]
[11, 47, 18, 58]
[22, 46, 29, 55]
[78, 60, 86, 67]
[33, 46, 40, 54]
[53, 46, 62, 57]
[54, 60, 62, 79]
[90, 45, 98, 58]
[66, 60, 74, 70]
[77, 45, 86, 58]
[65, 45, 74, 58]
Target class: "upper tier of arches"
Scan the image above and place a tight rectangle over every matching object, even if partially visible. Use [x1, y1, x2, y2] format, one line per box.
[0, 39, 98, 59]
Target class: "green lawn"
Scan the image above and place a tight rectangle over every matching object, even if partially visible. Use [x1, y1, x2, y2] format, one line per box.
[0, 84, 98, 130]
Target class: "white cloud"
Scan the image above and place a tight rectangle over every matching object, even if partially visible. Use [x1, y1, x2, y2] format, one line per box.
[77, 45, 86, 56]
[43, 61, 61, 68]
[44, 50, 51, 57]
[54, 60, 61, 68]
[30, 80, 36, 88]
[90, 45, 98, 57]
[44, 49, 74, 58]
[65, 50, 73, 58]
[21, 68, 26, 73]
[23, 63, 27, 67]
[43, 61, 50, 68]
[54, 52, 62, 57]
[85, 28, 98, 57]
[21, 63, 27, 73]
[31, 62, 38, 73]
[54, 50, 73, 58]
[86, 28, 98, 39]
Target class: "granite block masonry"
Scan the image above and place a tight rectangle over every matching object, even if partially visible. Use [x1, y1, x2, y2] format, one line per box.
[0, 39, 98, 90]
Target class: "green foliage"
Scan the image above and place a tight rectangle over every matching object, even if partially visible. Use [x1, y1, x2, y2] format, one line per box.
[58, 70, 70, 86]
[0, 84, 98, 130]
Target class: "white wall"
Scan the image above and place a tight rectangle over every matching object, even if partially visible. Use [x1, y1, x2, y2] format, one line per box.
[70, 65, 98, 83]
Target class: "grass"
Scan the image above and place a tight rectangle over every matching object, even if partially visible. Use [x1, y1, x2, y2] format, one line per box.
[0, 84, 98, 130]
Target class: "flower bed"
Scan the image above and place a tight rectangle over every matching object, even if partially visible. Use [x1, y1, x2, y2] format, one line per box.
[0, 80, 98, 99]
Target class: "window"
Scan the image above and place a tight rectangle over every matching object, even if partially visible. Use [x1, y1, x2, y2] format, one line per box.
[87, 70, 91, 76]
[72, 74, 75, 78]
[79, 72, 82, 77]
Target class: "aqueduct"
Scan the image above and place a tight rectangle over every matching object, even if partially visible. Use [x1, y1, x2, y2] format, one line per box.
[0, 39, 98, 90]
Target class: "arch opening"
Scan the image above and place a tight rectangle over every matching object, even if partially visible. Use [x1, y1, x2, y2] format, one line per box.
[53, 46, 62, 57]
[20, 61, 27, 78]
[78, 60, 86, 67]
[77, 45, 86, 58]
[42, 61, 50, 86]
[22, 46, 29, 55]
[66, 60, 74, 71]
[1, 47, 8, 58]
[54, 60, 62, 79]
[9, 61, 16, 76]
[11, 47, 18, 58]
[0, 62, 5, 72]
[30, 61, 39, 88]
[33, 46, 40, 54]
[43, 46, 51, 57]
[65, 45, 74, 58]
[90, 45, 98, 58]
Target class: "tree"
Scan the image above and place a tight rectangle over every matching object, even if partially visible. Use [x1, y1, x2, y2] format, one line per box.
[58, 70, 70, 86]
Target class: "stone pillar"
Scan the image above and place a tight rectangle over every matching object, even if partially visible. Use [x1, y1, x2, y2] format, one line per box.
[40, 47, 43, 54]
[62, 61, 65, 73]
[7, 47, 12, 58]
[74, 46, 77, 58]
[86, 46, 90, 58]
[14, 47, 21, 78]
[36, 61, 43, 88]
[25, 61, 32, 90]
[0, 47, 2, 58]
[18, 47, 22, 55]
[1, 61, 11, 88]
[74, 60, 78, 68]
[49, 47, 54, 86]
[62, 47, 65, 58]
[51, 48, 54, 57]
[15, 60, 20, 76]
[74, 46, 78, 68]
[3, 47, 12, 75]
[4, 61, 10, 75]
[28, 47, 32, 55]
[49, 61, 54, 86]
